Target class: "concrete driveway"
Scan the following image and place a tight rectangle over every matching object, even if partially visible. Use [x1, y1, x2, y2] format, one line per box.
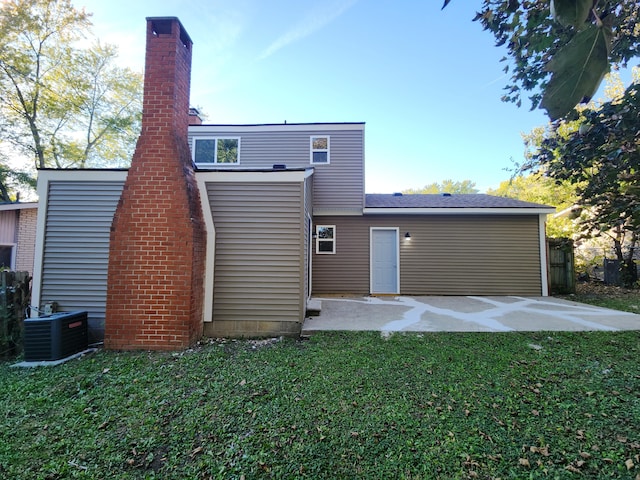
[301, 296, 640, 335]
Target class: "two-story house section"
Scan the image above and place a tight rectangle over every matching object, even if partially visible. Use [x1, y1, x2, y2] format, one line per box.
[189, 122, 365, 337]
[32, 119, 553, 341]
[189, 122, 365, 214]
[31, 17, 554, 345]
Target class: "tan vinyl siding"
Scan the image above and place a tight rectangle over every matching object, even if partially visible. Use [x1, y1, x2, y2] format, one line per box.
[206, 182, 305, 335]
[190, 128, 363, 212]
[312, 216, 370, 294]
[40, 180, 125, 340]
[312, 214, 543, 296]
[400, 215, 542, 295]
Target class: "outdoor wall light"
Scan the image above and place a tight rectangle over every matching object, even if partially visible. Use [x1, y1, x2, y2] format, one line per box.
[405, 232, 411, 240]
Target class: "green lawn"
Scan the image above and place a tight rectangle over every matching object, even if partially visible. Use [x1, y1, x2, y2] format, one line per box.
[564, 284, 640, 314]
[1, 331, 639, 479]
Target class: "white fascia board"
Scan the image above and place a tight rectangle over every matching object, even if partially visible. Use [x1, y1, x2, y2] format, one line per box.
[363, 207, 557, 215]
[189, 123, 364, 134]
[37, 169, 128, 183]
[195, 169, 313, 183]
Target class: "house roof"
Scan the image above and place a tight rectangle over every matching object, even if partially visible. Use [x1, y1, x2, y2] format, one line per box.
[194, 122, 365, 127]
[0, 202, 38, 211]
[364, 194, 555, 214]
[190, 122, 365, 133]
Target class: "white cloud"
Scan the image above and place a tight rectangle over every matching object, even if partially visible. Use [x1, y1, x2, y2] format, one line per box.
[259, 0, 358, 59]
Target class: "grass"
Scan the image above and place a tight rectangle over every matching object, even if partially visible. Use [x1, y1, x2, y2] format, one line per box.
[1, 331, 639, 479]
[561, 282, 640, 314]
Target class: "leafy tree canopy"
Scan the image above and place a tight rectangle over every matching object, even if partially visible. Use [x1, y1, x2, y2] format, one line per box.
[522, 68, 640, 285]
[487, 173, 577, 238]
[403, 179, 479, 195]
[443, 0, 640, 119]
[0, 0, 142, 200]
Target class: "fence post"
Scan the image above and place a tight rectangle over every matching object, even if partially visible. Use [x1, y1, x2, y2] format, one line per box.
[0, 271, 32, 359]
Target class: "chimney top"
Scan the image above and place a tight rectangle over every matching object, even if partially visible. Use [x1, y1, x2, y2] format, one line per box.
[189, 107, 203, 125]
[146, 16, 193, 48]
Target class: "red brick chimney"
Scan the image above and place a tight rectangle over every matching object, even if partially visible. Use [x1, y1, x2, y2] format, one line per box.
[188, 107, 203, 125]
[104, 17, 206, 350]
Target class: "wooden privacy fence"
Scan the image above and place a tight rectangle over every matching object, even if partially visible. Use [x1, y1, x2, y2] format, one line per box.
[548, 238, 575, 294]
[0, 271, 31, 359]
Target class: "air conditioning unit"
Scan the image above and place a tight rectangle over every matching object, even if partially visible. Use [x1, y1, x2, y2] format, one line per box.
[24, 311, 89, 362]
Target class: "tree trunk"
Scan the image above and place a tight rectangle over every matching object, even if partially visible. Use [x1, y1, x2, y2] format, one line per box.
[621, 232, 638, 287]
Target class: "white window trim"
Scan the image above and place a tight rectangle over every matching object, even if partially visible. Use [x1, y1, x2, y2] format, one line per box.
[315, 225, 336, 254]
[192, 137, 241, 166]
[310, 136, 330, 165]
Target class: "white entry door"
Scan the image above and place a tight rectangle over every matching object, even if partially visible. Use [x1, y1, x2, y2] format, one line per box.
[370, 228, 399, 294]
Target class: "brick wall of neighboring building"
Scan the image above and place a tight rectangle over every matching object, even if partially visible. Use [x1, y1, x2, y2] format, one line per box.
[104, 17, 206, 351]
[15, 208, 37, 274]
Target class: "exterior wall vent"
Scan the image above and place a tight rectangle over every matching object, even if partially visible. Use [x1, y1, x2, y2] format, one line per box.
[23, 311, 88, 361]
[273, 164, 286, 170]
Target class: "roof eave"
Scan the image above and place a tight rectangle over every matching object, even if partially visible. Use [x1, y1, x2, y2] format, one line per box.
[363, 207, 556, 215]
[0, 202, 39, 211]
[189, 123, 365, 132]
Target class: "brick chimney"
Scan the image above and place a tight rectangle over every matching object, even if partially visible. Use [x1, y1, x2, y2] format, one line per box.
[188, 107, 203, 125]
[104, 17, 206, 350]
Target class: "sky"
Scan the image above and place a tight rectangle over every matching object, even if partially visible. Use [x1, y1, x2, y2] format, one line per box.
[76, 0, 636, 194]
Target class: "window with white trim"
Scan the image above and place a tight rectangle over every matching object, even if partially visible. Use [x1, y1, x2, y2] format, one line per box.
[193, 137, 240, 165]
[310, 136, 330, 164]
[315, 225, 335, 254]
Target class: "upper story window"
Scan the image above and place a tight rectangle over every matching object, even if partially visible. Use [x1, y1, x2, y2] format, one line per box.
[310, 136, 330, 164]
[193, 137, 240, 165]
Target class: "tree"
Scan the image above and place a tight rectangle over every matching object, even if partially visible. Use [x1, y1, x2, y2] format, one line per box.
[443, 0, 640, 120]
[403, 179, 479, 195]
[443, 2, 639, 284]
[0, 0, 142, 199]
[523, 68, 640, 286]
[0, 158, 36, 202]
[487, 174, 577, 238]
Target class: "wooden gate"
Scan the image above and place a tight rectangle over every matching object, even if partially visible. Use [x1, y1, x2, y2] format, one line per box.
[548, 238, 575, 294]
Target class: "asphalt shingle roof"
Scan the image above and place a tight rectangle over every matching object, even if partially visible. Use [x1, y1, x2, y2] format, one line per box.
[365, 193, 554, 209]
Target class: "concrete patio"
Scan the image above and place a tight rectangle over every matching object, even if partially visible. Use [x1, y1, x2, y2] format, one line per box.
[302, 296, 640, 335]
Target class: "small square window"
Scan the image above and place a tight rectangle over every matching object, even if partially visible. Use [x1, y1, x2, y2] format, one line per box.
[194, 138, 239, 165]
[316, 225, 335, 254]
[310, 136, 330, 164]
